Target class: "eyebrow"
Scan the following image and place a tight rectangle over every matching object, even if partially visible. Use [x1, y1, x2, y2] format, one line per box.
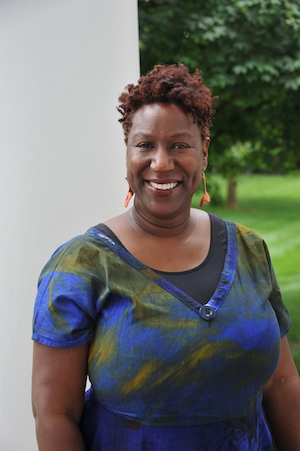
[131, 132, 195, 140]
[170, 132, 195, 139]
[131, 133, 152, 140]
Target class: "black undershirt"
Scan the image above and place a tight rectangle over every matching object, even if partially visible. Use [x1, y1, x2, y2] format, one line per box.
[95, 213, 227, 305]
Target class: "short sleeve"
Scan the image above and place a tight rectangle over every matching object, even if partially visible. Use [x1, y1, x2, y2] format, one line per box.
[263, 240, 292, 337]
[235, 222, 292, 338]
[32, 235, 107, 348]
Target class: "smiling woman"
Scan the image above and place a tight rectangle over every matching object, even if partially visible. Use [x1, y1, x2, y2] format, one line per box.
[125, 103, 209, 226]
[32, 64, 300, 451]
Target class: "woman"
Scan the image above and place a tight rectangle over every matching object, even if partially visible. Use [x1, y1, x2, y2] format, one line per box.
[32, 64, 300, 450]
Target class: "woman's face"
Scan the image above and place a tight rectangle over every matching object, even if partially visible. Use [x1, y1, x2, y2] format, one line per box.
[126, 103, 209, 221]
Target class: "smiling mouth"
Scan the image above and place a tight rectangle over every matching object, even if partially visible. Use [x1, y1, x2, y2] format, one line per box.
[149, 181, 179, 190]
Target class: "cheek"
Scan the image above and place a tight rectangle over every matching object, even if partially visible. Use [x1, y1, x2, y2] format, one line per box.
[126, 155, 146, 186]
[194, 151, 207, 174]
[193, 168, 203, 186]
[190, 159, 203, 185]
[188, 155, 202, 174]
[126, 151, 148, 171]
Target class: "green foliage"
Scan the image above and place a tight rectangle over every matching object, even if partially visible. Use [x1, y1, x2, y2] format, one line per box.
[212, 142, 253, 178]
[139, 0, 300, 172]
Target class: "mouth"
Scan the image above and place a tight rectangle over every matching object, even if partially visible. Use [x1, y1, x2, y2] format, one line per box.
[148, 181, 179, 191]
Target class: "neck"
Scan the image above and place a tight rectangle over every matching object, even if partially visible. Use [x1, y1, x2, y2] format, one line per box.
[127, 204, 196, 240]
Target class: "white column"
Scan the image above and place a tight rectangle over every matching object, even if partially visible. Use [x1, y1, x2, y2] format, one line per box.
[0, 1, 139, 449]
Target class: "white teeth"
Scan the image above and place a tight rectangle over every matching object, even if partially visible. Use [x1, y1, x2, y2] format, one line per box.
[149, 181, 178, 190]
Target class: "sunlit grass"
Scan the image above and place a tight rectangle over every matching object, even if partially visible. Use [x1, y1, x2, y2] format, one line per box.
[193, 174, 300, 371]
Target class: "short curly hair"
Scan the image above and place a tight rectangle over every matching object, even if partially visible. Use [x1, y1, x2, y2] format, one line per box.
[117, 63, 217, 143]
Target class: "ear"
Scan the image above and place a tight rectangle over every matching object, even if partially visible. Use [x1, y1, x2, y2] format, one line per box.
[202, 137, 210, 170]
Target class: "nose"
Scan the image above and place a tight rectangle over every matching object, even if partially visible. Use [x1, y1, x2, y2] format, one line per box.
[150, 146, 175, 172]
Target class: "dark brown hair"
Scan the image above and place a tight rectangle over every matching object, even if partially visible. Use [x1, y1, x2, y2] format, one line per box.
[117, 63, 217, 143]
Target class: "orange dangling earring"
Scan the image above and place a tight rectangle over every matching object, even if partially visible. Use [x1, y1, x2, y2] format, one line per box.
[124, 178, 134, 208]
[124, 189, 133, 208]
[200, 172, 210, 208]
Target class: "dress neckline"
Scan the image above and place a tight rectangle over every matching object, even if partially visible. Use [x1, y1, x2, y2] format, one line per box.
[89, 219, 237, 321]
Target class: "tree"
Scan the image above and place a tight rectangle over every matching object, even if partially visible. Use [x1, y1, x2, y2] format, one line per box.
[139, 0, 300, 207]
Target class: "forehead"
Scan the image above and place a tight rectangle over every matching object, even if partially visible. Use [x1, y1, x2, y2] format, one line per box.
[129, 103, 201, 138]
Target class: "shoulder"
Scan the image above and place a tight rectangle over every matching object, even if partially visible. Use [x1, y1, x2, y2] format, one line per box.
[49, 228, 108, 259]
[231, 222, 274, 274]
[39, 228, 112, 279]
[198, 213, 270, 264]
[233, 221, 266, 252]
[190, 208, 212, 228]
[191, 210, 264, 246]
[234, 221, 259, 237]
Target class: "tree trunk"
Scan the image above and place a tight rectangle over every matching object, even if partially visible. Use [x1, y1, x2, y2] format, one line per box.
[226, 176, 239, 209]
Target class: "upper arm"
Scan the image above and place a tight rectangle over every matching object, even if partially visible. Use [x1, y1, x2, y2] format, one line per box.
[32, 341, 90, 423]
[263, 338, 300, 450]
[264, 335, 299, 396]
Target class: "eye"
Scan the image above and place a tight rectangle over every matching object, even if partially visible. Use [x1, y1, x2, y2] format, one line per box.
[173, 143, 189, 149]
[136, 142, 153, 148]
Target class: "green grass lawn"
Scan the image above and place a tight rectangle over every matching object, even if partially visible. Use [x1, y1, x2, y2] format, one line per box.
[192, 173, 300, 372]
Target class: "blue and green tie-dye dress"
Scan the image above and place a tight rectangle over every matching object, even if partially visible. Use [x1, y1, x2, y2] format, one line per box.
[32, 217, 291, 450]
